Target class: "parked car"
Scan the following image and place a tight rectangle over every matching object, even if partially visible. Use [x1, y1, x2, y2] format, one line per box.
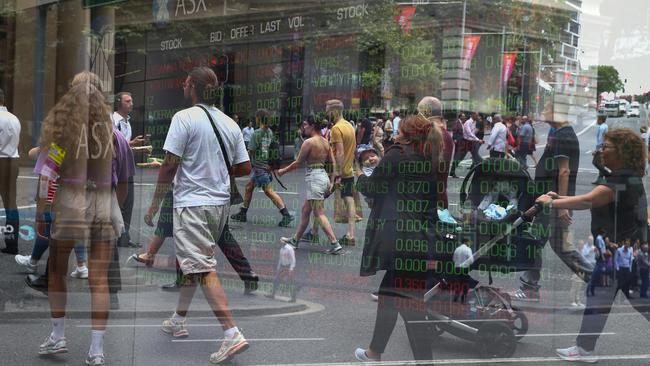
[627, 101, 640, 117]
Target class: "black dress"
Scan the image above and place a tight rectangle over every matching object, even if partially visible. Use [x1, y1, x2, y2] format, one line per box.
[356, 144, 439, 360]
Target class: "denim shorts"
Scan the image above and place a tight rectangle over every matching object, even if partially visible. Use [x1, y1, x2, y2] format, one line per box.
[250, 168, 272, 188]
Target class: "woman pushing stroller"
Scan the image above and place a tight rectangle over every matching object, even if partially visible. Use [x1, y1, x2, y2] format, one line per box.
[353, 109, 444, 362]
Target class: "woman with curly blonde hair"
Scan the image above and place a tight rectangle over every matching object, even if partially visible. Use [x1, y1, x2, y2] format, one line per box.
[36, 71, 121, 366]
[536, 128, 649, 361]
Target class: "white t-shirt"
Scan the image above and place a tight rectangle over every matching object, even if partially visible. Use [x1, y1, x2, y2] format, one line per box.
[163, 104, 249, 208]
[242, 126, 255, 142]
[487, 122, 508, 153]
[0, 106, 20, 158]
[112, 111, 132, 141]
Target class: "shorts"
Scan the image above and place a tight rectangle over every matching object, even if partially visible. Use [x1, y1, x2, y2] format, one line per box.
[305, 168, 329, 200]
[173, 205, 229, 275]
[340, 176, 355, 198]
[155, 190, 174, 238]
[250, 167, 272, 188]
[50, 185, 123, 242]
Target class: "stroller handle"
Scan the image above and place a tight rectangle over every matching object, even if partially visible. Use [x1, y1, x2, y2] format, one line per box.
[521, 203, 543, 222]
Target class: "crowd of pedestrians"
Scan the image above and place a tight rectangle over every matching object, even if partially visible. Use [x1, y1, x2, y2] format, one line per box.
[1, 64, 650, 366]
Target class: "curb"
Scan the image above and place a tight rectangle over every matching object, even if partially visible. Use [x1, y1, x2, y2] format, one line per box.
[512, 301, 650, 314]
[0, 299, 309, 321]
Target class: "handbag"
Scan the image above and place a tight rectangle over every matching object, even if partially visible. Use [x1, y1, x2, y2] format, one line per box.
[196, 105, 244, 205]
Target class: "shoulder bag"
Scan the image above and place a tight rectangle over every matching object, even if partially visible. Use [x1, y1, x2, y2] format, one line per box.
[196, 105, 244, 205]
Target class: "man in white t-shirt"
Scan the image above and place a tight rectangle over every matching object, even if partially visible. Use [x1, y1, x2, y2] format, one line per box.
[145, 67, 251, 364]
[112, 92, 145, 147]
[0, 88, 21, 254]
[112, 91, 144, 250]
[486, 114, 508, 158]
[241, 120, 255, 149]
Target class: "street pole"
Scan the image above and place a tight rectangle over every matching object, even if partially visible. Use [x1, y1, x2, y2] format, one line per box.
[498, 25, 506, 113]
[520, 36, 527, 115]
[536, 47, 543, 119]
[459, 0, 466, 113]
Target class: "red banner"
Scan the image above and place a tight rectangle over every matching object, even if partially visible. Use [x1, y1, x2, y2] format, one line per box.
[395, 6, 417, 33]
[462, 35, 481, 70]
[501, 52, 518, 87]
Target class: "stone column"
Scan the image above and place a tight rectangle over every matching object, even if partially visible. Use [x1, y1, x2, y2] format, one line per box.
[55, 0, 90, 99]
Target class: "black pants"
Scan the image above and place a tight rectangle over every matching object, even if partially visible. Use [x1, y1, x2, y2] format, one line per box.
[616, 268, 632, 298]
[640, 268, 649, 298]
[576, 266, 650, 351]
[489, 150, 505, 159]
[592, 150, 607, 179]
[118, 177, 134, 246]
[175, 223, 257, 283]
[108, 240, 121, 294]
[0, 158, 19, 250]
[369, 270, 434, 360]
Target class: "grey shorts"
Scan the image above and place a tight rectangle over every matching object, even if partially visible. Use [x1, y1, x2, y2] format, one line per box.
[305, 168, 329, 200]
[50, 185, 123, 242]
[173, 205, 229, 275]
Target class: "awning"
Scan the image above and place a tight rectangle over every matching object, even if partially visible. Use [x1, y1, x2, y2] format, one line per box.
[83, 0, 126, 8]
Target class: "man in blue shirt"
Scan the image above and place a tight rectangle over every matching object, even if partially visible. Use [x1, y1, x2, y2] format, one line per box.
[614, 238, 634, 298]
[592, 115, 608, 184]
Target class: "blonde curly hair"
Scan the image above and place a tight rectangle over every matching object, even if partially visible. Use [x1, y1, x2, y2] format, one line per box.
[40, 71, 113, 161]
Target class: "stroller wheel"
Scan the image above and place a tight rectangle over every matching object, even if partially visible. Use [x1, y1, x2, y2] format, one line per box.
[511, 308, 529, 341]
[477, 322, 517, 358]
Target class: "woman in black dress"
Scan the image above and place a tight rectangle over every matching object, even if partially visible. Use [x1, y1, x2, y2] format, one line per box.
[354, 114, 443, 362]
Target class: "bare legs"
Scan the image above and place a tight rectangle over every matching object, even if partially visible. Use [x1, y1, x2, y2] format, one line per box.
[344, 196, 356, 239]
[175, 272, 236, 331]
[292, 200, 337, 243]
[49, 239, 112, 330]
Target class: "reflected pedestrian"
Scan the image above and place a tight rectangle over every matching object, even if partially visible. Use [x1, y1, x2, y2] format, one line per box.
[354, 114, 440, 362]
[0, 87, 21, 255]
[37, 72, 121, 366]
[535, 128, 650, 362]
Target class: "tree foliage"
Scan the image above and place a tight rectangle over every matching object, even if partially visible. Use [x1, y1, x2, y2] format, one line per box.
[595, 65, 624, 95]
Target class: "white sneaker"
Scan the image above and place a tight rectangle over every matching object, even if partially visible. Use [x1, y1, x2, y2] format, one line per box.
[210, 331, 249, 364]
[161, 318, 189, 338]
[556, 345, 598, 363]
[15, 255, 37, 274]
[38, 335, 68, 355]
[85, 354, 106, 366]
[354, 348, 380, 362]
[70, 266, 89, 279]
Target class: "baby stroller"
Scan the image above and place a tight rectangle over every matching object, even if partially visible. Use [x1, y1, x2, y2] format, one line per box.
[425, 158, 545, 358]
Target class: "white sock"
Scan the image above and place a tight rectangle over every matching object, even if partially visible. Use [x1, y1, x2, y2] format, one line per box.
[171, 312, 186, 323]
[89, 330, 105, 356]
[51, 317, 65, 340]
[224, 326, 239, 339]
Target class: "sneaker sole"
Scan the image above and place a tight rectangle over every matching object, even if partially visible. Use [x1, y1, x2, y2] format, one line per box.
[557, 353, 598, 363]
[161, 328, 189, 338]
[39, 347, 68, 355]
[211, 341, 249, 364]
